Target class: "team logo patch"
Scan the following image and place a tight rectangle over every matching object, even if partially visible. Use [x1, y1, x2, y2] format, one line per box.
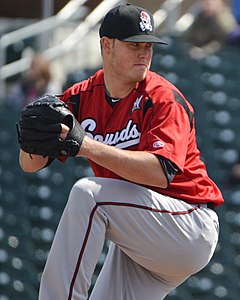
[131, 95, 143, 114]
[140, 11, 153, 32]
[153, 141, 165, 148]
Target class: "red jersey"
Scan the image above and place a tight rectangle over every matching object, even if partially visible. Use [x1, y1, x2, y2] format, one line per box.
[60, 70, 224, 207]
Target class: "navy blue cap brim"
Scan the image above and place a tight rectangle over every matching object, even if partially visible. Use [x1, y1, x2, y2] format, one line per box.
[120, 35, 168, 44]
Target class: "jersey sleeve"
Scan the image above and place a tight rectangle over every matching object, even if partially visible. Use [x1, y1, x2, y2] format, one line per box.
[139, 89, 194, 172]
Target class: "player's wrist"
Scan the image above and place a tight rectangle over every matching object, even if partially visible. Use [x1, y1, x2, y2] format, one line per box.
[20, 149, 48, 172]
[76, 135, 91, 157]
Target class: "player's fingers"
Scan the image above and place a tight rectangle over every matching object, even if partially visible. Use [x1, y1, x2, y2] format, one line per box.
[60, 123, 70, 140]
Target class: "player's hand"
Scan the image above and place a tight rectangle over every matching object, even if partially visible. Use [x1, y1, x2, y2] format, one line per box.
[16, 95, 86, 158]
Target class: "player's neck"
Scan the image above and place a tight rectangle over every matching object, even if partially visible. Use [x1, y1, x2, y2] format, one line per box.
[104, 77, 135, 99]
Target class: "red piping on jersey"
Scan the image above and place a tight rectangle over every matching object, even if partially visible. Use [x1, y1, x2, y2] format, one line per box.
[67, 203, 201, 299]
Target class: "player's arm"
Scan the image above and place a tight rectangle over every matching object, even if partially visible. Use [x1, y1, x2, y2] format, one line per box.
[79, 135, 169, 189]
[19, 150, 49, 172]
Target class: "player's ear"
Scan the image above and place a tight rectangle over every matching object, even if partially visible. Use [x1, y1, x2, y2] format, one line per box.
[101, 37, 113, 54]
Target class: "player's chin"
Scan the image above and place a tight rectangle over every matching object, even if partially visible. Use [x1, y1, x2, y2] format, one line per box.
[132, 67, 148, 81]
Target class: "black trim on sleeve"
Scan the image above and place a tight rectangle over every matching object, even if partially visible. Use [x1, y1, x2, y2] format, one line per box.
[156, 155, 179, 186]
[143, 97, 154, 119]
[172, 90, 194, 130]
[68, 94, 81, 118]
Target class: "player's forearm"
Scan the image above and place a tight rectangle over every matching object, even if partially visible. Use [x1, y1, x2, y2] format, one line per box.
[79, 136, 168, 188]
[19, 150, 48, 172]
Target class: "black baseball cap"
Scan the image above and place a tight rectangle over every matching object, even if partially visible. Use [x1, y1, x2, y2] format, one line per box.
[99, 3, 167, 44]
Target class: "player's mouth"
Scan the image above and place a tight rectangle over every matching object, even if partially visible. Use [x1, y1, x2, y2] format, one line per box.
[134, 63, 148, 69]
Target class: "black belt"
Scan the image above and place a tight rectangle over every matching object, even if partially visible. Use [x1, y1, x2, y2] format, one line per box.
[207, 202, 215, 210]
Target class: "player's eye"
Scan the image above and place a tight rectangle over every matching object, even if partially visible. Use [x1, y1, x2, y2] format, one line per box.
[129, 42, 138, 48]
[146, 43, 153, 48]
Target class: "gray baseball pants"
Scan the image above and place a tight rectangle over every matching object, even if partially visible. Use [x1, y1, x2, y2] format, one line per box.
[39, 177, 219, 300]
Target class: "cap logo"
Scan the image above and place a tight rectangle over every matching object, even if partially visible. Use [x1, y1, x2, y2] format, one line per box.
[139, 11, 153, 32]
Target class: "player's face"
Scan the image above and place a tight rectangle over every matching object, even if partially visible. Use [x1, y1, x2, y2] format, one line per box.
[110, 40, 153, 84]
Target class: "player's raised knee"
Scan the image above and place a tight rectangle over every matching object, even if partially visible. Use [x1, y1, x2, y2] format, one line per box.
[67, 177, 99, 209]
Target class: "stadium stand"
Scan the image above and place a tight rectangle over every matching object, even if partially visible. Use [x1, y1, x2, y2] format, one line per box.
[0, 0, 240, 299]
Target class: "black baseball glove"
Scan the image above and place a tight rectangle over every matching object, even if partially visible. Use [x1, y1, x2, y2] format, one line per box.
[16, 95, 85, 158]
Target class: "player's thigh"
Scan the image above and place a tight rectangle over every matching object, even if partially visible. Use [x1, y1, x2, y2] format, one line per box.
[85, 178, 217, 274]
[73, 177, 218, 277]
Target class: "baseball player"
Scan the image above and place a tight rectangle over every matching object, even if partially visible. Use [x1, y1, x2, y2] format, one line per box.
[18, 4, 224, 300]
